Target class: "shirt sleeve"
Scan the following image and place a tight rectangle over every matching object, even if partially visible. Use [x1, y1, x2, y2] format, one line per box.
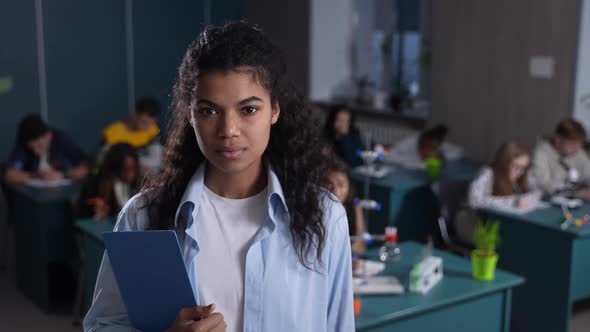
[530, 145, 556, 193]
[83, 198, 142, 332]
[577, 150, 590, 183]
[5, 146, 29, 171]
[57, 131, 88, 168]
[326, 201, 355, 331]
[468, 168, 518, 210]
[389, 135, 425, 169]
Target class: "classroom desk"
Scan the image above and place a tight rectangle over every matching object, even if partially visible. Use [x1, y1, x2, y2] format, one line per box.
[7, 183, 80, 312]
[75, 218, 115, 311]
[356, 241, 523, 331]
[352, 159, 480, 240]
[480, 203, 590, 332]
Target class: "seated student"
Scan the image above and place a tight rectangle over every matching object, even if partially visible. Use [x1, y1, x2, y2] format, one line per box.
[469, 142, 541, 212]
[388, 124, 464, 169]
[531, 118, 590, 199]
[323, 104, 365, 167]
[4, 114, 88, 184]
[323, 157, 366, 255]
[78, 143, 140, 220]
[101, 97, 163, 174]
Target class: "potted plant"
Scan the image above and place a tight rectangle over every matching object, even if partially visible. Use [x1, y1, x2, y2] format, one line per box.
[471, 221, 500, 281]
[425, 154, 442, 178]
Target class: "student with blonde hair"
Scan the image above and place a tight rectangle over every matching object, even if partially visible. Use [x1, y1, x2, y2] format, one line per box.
[469, 142, 541, 212]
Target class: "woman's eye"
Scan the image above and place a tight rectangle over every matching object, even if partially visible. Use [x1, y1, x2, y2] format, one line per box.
[197, 107, 217, 116]
[242, 106, 258, 114]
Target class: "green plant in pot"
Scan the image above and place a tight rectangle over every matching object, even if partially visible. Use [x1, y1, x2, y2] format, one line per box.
[471, 221, 500, 281]
[425, 154, 442, 178]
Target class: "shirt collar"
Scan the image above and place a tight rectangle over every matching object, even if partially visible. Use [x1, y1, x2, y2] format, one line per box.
[174, 161, 289, 229]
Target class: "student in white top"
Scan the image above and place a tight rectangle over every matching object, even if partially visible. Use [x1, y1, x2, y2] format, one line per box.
[388, 124, 464, 169]
[83, 22, 354, 332]
[530, 118, 590, 199]
[469, 142, 541, 212]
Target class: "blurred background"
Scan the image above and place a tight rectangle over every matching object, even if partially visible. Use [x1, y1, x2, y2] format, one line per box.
[1, 0, 590, 331]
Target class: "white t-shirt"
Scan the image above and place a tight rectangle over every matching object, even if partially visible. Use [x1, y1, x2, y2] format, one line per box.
[195, 185, 268, 332]
[38, 154, 51, 172]
[386, 134, 464, 169]
[113, 179, 132, 208]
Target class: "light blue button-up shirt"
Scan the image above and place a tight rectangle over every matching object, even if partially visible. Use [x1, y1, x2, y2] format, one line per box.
[83, 164, 355, 331]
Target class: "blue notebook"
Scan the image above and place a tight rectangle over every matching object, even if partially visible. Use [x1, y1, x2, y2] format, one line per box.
[102, 230, 197, 331]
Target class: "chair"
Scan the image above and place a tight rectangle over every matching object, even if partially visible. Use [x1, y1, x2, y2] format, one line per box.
[431, 180, 474, 257]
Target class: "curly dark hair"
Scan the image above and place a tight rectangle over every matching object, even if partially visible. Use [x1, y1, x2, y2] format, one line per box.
[322, 157, 357, 235]
[141, 21, 328, 268]
[98, 143, 141, 203]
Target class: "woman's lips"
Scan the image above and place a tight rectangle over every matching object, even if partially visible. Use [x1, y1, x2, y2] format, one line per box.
[218, 148, 246, 160]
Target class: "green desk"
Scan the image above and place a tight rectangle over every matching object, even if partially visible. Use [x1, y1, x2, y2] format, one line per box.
[481, 204, 590, 332]
[356, 241, 523, 331]
[8, 183, 80, 312]
[352, 160, 480, 241]
[75, 218, 115, 311]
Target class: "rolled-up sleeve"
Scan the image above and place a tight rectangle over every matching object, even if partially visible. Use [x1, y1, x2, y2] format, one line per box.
[326, 200, 355, 331]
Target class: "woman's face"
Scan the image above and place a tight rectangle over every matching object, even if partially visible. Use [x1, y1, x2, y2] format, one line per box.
[327, 171, 350, 202]
[554, 136, 583, 157]
[28, 132, 52, 157]
[333, 111, 352, 136]
[120, 156, 138, 183]
[191, 69, 280, 176]
[509, 154, 530, 183]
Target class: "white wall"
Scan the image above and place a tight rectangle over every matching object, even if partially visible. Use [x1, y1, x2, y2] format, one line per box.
[574, 0, 590, 131]
[309, 0, 354, 100]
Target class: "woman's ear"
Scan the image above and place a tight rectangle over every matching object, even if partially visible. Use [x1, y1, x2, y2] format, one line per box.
[271, 103, 281, 125]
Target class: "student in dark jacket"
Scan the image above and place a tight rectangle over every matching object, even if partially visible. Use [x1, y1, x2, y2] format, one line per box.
[323, 105, 365, 167]
[4, 114, 88, 184]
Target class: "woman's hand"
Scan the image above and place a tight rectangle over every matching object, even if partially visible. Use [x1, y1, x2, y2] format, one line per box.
[38, 169, 65, 181]
[93, 199, 111, 220]
[167, 304, 226, 332]
[517, 197, 527, 209]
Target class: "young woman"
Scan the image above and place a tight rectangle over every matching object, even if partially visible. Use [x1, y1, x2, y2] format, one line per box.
[78, 143, 140, 220]
[468, 142, 540, 211]
[84, 22, 354, 332]
[323, 157, 366, 255]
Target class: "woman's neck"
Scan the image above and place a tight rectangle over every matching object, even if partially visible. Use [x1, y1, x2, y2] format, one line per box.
[204, 160, 267, 199]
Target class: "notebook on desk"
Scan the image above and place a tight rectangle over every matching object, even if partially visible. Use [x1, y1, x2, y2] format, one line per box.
[353, 276, 405, 295]
[103, 230, 196, 332]
[25, 178, 72, 188]
[354, 164, 393, 178]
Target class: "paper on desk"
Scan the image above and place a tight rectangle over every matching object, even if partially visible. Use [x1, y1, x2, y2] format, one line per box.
[25, 178, 73, 188]
[354, 260, 386, 277]
[353, 165, 393, 178]
[353, 276, 405, 295]
[497, 201, 549, 215]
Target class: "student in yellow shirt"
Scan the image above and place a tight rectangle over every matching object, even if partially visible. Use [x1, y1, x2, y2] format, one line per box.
[101, 97, 163, 174]
[103, 97, 161, 148]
